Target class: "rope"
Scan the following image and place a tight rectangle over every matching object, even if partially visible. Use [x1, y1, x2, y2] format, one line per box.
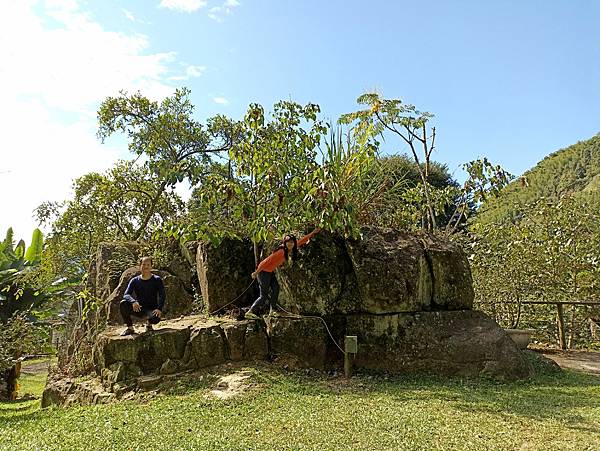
[209, 279, 256, 315]
[274, 304, 346, 355]
[208, 281, 346, 355]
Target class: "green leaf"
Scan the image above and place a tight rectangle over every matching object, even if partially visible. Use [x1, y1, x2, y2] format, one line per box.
[14, 239, 25, 260]
[25, 229, 44, 264]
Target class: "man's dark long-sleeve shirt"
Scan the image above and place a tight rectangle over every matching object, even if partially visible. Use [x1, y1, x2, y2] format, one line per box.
[123, 275, 166, 311]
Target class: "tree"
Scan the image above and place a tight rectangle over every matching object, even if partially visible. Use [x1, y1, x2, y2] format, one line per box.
[470, 194, 600, 348]
[0, 228, 62, 399]
[366, 155, 457, 230]
[97, 88, 238, 240]
[185, 98, 414, 264]
[187, 101, 328, 263]
[307, 129, 408, 235]
[37, 161, 184, 280]
[340, 93, 440, 229]
[477, 134, 600, 224]
[0, 311, 46, 400]
[1, 228, 47, 321]
[340, 93, 512, 234]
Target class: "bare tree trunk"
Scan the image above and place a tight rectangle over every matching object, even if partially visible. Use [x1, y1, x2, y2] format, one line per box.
[251, 173, 260, 267]
[132, 180, 169, 240]
[556, 303, 567, 350]
[567, 304, 578, 349]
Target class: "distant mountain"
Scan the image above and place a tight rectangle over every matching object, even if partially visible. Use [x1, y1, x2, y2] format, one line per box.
[477, 133, 600, 223]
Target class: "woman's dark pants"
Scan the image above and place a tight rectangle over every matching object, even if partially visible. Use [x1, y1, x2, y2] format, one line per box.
[248, 271, 279, 314]
[120, 300, 161, 327]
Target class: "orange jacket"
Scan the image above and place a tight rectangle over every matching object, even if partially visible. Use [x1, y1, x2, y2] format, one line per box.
[256, 230, 319, 273]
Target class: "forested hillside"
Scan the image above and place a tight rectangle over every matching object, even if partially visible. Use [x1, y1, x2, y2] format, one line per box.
[478, 133, 600, 223]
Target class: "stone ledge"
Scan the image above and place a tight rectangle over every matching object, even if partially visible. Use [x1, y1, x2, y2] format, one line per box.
[44, 310, 535, 407]
[91, 315, 269, 392]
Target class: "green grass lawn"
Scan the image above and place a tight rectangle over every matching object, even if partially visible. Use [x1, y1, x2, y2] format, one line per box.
[16, 358, 54, 398]
[1, 360, 599, 450]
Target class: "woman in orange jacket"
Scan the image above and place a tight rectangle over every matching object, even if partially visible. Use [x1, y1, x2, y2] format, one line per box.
[245, 229, 319, 317]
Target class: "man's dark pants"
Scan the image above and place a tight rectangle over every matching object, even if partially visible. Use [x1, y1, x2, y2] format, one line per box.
[119, 300, 161, 327]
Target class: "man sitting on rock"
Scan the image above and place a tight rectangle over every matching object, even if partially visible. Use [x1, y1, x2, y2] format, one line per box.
[119, 256, 166, 336]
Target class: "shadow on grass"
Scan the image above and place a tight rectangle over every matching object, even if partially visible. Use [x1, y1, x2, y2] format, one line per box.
[249, 355, 600, 432]
[2, 359, 598, 433]
[0, 399, 40, 421]
[436, 370, 600, 429]
[305, 368, 600, 432]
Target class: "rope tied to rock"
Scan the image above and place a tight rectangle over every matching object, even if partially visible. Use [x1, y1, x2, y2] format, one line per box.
[209, 280, 346, 355]
[208, 280, 256, 316]
[272, 304, 346, 355]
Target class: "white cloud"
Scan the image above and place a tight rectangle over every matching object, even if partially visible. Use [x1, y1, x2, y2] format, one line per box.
[208, 0, 240, 21]
[122, 8, 136, 22]
[1, 98, 120, 240]
[186, 65, 206, 77]
[207, 7, 221, 21]
[169, 64, 206, 81]
[121, 8, 151, 25]
[160, 0, 207, 13]
[213, 96, 229, 105]
[0, 1, 198, 239]
[0, 1, 176, 114]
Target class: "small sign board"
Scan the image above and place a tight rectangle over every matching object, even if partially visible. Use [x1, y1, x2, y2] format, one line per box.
[344, 335, 358, 354]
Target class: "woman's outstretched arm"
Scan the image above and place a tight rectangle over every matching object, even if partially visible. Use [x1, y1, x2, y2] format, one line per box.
[297, 228, 320, 247]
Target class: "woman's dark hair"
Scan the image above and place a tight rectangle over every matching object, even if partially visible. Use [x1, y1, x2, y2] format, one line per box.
[280, 234, 298, 261]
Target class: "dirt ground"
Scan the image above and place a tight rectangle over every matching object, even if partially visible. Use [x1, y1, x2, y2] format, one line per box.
[536, 349, 600, 375]
[19, 360, 53, 376]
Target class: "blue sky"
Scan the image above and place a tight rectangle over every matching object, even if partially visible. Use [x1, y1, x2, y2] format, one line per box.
[1, 0, 599, 240]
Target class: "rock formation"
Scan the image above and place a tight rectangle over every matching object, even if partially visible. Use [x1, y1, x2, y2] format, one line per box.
[43, 227, 536, 407]
[196, 238, 257, 314]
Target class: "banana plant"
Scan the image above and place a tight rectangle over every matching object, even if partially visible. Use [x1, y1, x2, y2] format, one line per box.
[0, 228, 52, 321]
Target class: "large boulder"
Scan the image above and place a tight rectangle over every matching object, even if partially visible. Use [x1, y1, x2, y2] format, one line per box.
[91, 242, 145, 303]
[276, 234, 361, 315]
[187, 325, 227, 369]
[196, 238, 257, 314]
[86, 240, 196, 307]
[42, 375, 113, 408]
[93, 326, 191, 379]
[343, 310, 533, 380]
[420, 235, 474, 310]
[345, 230, 432, 313]
[276, 228, 473, 316]
[53, 308, 533, 409]
[41, 376, 74, 407]
[222, 321, 269, 361]
[105, 267, 195, 325]
[266, 316, 341, 369]
[163, 239, 198, 293]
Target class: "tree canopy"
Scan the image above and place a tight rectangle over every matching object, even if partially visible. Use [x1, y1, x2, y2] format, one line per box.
[36, 161, 183, 279]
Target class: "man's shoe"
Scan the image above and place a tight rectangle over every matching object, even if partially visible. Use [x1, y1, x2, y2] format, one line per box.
[145, 323, 154, 332]
[120, 327, 134, 336]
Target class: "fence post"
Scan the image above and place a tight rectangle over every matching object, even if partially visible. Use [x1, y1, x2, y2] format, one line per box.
[344, 336, 357, 378]
[556, 303, 566, 350]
